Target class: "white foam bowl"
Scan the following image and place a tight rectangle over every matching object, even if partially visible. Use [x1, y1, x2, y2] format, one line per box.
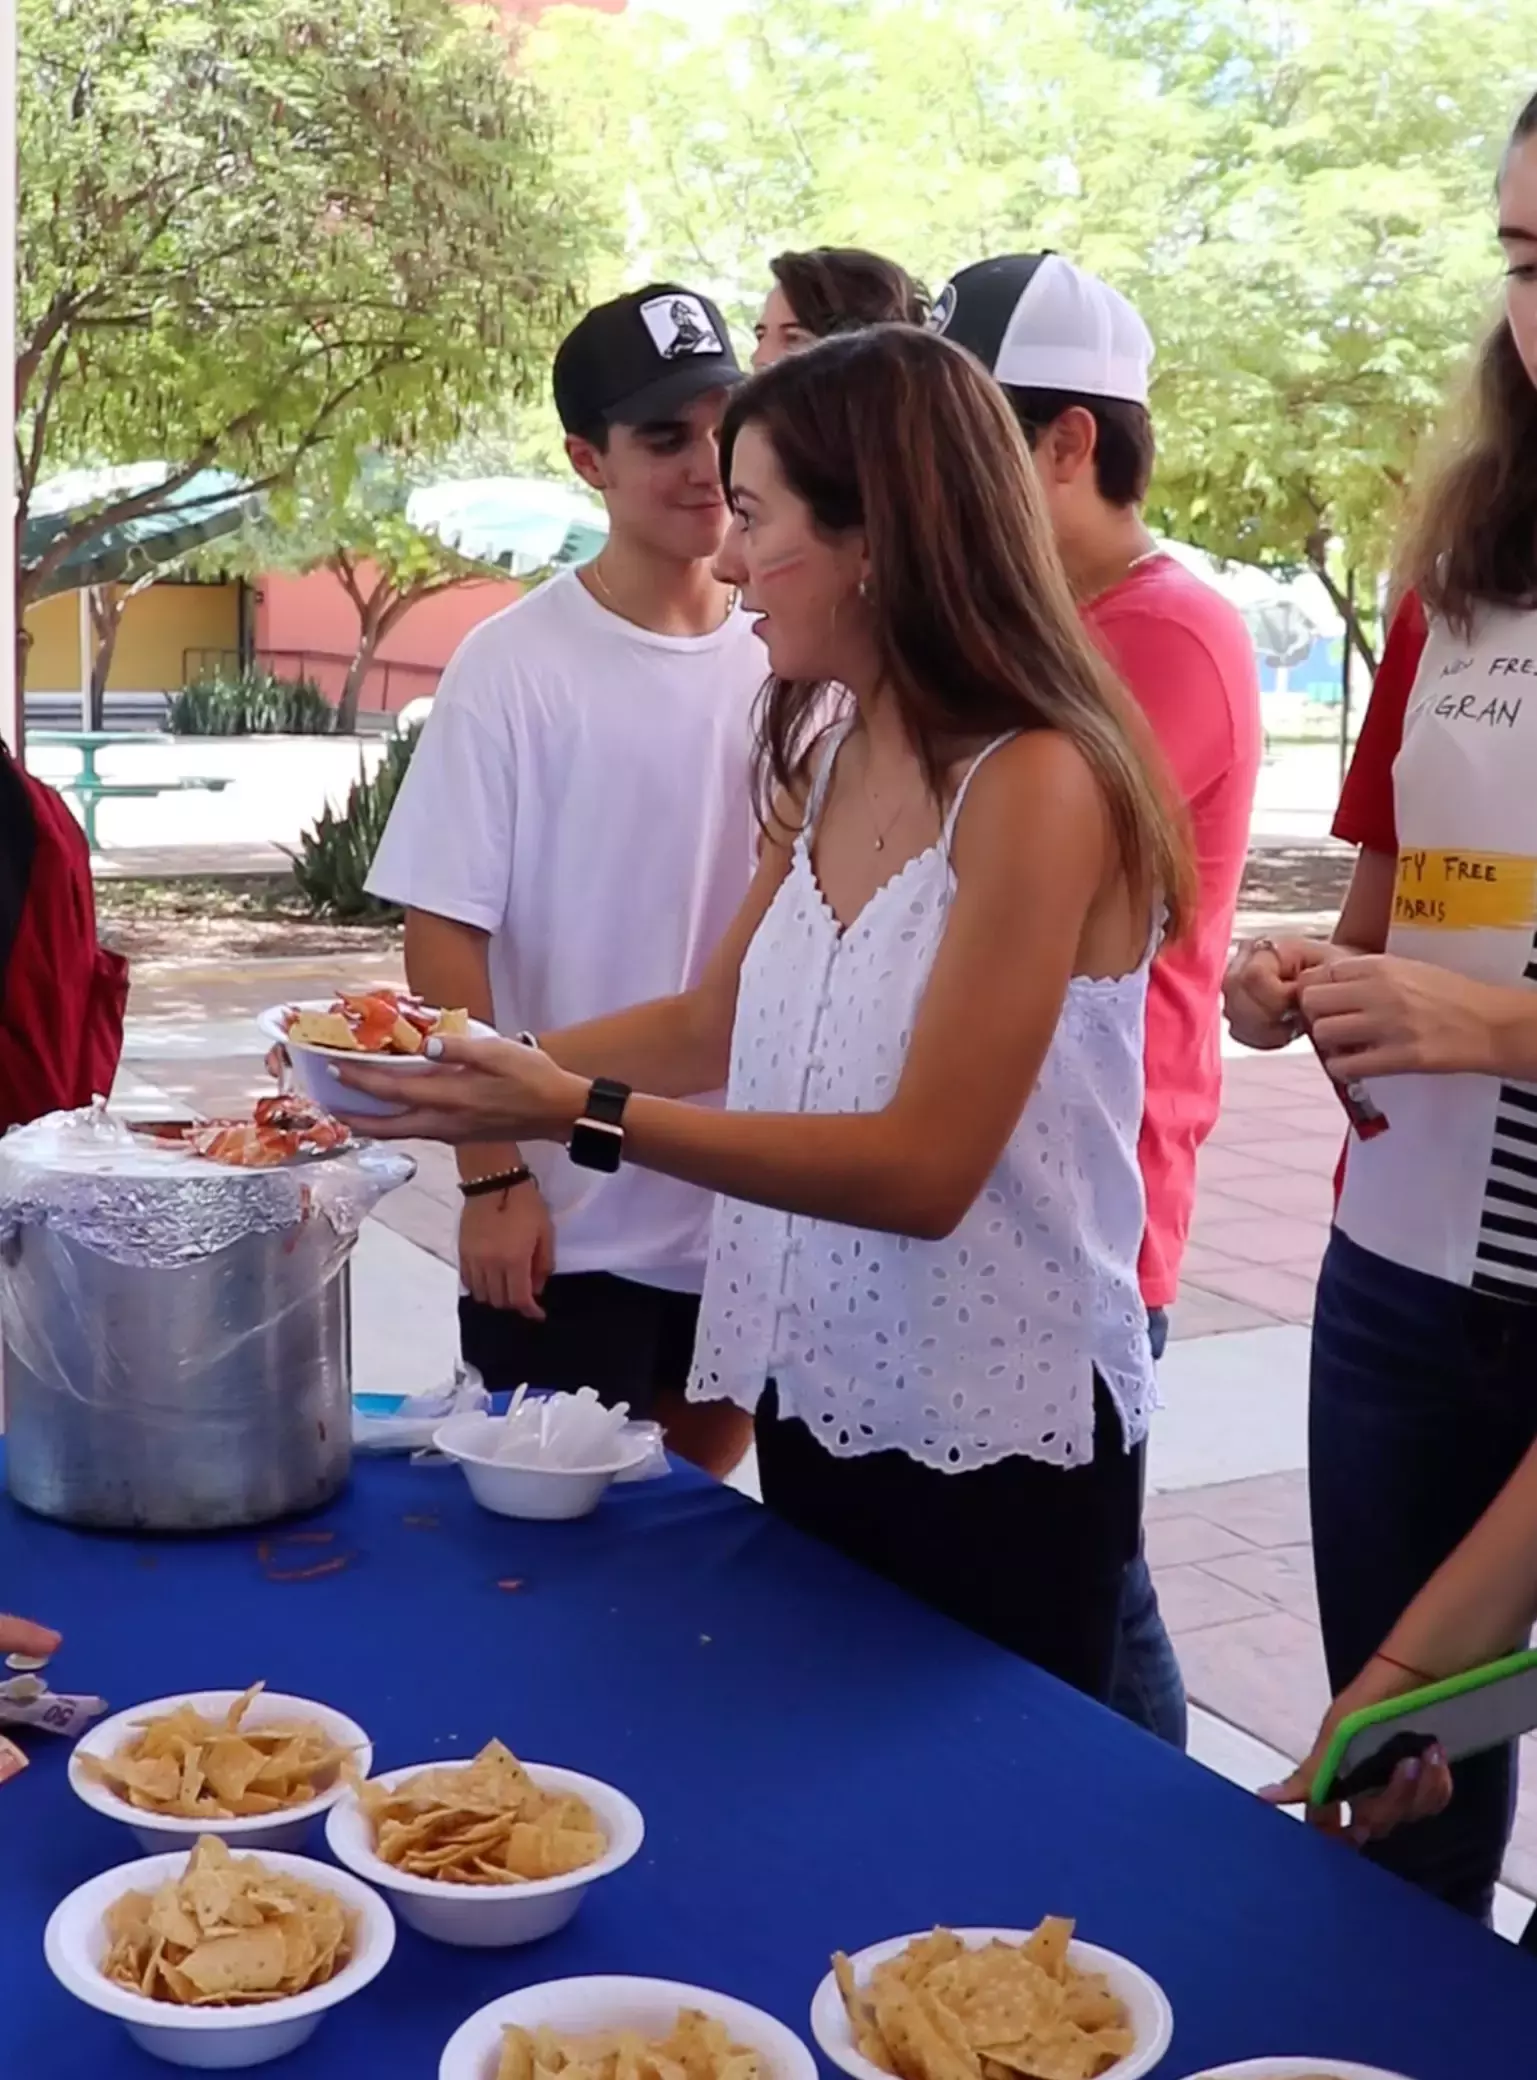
[433, 1410, 653, 1521]
[811, 1927, 1174, 2080]
[44, 1845, 395, 2070]
[325, 1757, 644, 1947]
[440, 1975, 819, 2080]
[69, 1690, 373, 1855]
[257, 1001, 498, 1119]
[1180, 2064, 1414, 2079]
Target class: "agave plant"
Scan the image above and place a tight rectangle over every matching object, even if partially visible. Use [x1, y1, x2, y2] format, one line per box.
[168, 668, 335, 736]
[288, 726, 419, 919]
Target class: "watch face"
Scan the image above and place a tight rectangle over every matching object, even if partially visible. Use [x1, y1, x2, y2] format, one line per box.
[569, 1116, 624, 1174]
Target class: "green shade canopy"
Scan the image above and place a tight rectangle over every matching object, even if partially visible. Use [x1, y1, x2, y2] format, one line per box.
[25, 465, 260, 599]
[405, 476, 608, 578]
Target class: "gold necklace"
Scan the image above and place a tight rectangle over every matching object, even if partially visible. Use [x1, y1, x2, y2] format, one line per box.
[858, 747, 920, 853]
[588, 555, 738, 630]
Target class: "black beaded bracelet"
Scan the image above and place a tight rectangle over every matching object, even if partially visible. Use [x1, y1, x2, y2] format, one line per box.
[458, 1165, 534, 1201]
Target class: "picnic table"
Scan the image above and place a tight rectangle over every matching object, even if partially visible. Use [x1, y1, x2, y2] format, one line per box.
[29, 731, 231, 853]
[3, 1449, 1533, 2079]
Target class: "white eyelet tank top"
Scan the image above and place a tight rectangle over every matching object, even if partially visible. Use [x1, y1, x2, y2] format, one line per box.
[688, 725, 1157, 1474]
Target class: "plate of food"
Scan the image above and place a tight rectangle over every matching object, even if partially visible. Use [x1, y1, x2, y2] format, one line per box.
[257, 989, 496, 1117]
[44, 1834, 394, 2070]
[439, 1975, 819, 2080]
[324, 1739, 644, 1947]
[128, 1095, 357, 1169]
[811, 1922, 1173, 2080]
[70, 1684, 371, 1852]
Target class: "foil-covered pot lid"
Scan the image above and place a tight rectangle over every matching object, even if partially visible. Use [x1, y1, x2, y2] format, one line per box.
[0, 1106, 414, 1268]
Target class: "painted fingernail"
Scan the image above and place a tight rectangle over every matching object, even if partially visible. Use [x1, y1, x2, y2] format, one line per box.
[425, 1037, 444, 1060]
[326, 1063, 341, 1080]
[1404, 1758, 1421, 1782]
[1428, 1745, 1446, 1767]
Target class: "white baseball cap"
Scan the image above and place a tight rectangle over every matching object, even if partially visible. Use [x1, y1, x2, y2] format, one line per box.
[930, 252, 1153, 406]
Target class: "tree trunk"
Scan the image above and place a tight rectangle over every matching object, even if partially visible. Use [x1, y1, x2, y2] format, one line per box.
[337, 613, 385, 733]
[1338, 567, 1356, 789]
[1305, 534, 1378, 677]
[88, 587, 121, 730]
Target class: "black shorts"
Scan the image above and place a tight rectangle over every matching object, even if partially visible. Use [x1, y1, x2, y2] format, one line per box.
[754, 1376, 1143, 1703]
[458, 1272, 701, 1420]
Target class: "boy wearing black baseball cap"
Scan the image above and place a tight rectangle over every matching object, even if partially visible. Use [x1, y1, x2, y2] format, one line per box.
[369, 285, 764, 1475]
[934, 252, 1263, 1748]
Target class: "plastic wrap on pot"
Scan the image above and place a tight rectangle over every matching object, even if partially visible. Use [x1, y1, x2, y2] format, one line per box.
[0, 1105, 413, 1268]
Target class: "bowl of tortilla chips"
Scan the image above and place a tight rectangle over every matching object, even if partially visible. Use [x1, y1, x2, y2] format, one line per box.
[438, 1974, 819, 2080]
[70, 1685, 372, 1854]
[325, 1740, 644, 1947]
[811, 1924, 1173, 2080]
[44, 1834, 395, 2069]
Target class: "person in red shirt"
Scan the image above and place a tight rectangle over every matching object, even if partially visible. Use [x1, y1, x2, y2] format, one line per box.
[934, 254, 1263, 1746]
[0, 740, 128, 1131]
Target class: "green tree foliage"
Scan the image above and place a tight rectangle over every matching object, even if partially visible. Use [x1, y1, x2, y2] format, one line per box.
[16, 0, 598, 637]
[527, 0, 1537, 653]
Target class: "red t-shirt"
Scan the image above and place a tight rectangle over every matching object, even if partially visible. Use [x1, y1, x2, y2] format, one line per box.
[1084, 555, 1263, 1308]
[1331, 590, 1428, 853]
[0, 749, 128, 1130]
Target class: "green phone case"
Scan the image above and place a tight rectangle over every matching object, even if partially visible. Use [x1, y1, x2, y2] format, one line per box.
[1311, 1645, 1537, 1806]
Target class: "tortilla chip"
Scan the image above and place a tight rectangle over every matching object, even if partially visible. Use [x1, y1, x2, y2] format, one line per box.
[358, 1739, 606, 1887]
[498, 2012, 760, 2080]
[286, 1010, 360, 1051]
[833, 1926, 1133, 2080]
[87, 1689, 350, 1819]
[98, 1836, 354, 2008]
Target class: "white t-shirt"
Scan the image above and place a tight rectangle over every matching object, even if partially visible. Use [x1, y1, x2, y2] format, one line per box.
[367, 568, 766, 1293]
[1337, 601, 1537, 1297]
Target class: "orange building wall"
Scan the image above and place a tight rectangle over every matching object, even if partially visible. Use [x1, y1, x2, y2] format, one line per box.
[252, 567, 525, 714]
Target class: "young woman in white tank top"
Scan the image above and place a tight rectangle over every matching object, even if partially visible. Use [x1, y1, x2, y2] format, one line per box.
[343, 326, 1192, 1702]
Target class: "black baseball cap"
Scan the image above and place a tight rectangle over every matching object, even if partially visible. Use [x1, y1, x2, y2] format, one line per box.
[554, 284, 743, 435]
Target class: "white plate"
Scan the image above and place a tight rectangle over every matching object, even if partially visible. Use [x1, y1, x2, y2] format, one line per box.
[45, 1845, 394, 2070]
[433, 1411, 656, 1521]
[325, 1757, 644, 1948]
[440, 1975, 819, 2080]
[811, 1926, 1174, 2080]
[1180, 2064, 1416, 2079]
[257, 1001, 497, 1118]
[69, 1689, 372, 1854]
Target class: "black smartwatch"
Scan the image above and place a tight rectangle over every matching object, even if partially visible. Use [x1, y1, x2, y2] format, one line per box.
[568, 1077, 630, 1173]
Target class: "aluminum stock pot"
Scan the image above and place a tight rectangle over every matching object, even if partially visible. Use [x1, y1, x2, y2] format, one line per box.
[0, 1110, 413, 1532]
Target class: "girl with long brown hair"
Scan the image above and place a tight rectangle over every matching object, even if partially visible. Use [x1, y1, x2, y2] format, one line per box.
[751, 247, 929, 368]
[343, 324, 1190, 1700]
[1227, 88, 1537, 1927]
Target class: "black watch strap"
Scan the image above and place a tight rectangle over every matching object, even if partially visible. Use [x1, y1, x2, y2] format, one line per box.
[569, 1077, 630, 1173]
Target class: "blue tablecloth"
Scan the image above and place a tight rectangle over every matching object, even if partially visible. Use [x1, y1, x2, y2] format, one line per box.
[3, 1448, 1534, 2077]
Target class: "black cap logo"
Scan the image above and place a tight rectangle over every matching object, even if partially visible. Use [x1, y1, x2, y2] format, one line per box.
[640, 293, 725, 361]
[928, 282, 957, 336]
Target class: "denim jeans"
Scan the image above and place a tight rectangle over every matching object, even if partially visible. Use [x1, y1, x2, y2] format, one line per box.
[1311, 1229, 1537, 1922]
[1109, 1306, 1189, 1749]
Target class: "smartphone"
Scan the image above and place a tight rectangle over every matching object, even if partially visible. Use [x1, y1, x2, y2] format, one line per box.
[1311, 1647, 1537, 1806]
